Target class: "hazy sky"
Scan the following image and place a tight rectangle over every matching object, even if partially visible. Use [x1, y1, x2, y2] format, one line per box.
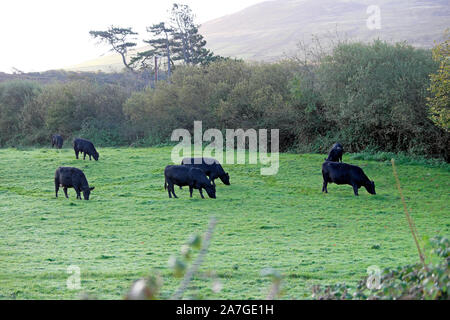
[0, 0, 266, 73]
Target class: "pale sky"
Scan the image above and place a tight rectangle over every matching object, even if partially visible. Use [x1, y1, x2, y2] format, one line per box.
[0, 0, 266, 73]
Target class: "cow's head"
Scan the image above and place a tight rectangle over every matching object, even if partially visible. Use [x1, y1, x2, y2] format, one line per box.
[204, 183, 216, 199]
[82, 186, 95, 200]
[219, 172, 230, 185]
[93, 151, 99, 161]
[365, 181, 376, 195]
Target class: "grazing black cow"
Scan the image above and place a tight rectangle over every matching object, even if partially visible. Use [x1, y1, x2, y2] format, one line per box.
[325, 143, 344, 162]
[164, 165, 216, 199]
[322, 161, 376, 196]
[51, 134, 63, 149]
[54, 167, 95, 200]
[181, 157, 230, 187]
[73, 138, 99, 161]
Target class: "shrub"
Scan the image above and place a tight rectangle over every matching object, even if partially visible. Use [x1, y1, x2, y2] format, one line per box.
[311, 236, 449, 300]
[124, 60, 301, 151]
[37, 80, 129, 146]
[316, 40, 449, 159]
[0, 80, 41, 146]
[428, 30, 450, 132]
[1, 39, 448, 161]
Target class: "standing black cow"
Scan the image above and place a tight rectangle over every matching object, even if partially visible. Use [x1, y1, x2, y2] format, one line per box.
[322, 161, 376, 196]
[51, 134, 63, 149]
[54, 167, 95, 200]
[181, 157, 230, 187]
[164, 165, 216, 199]
[73, 138, 99, 161]
[325, 143, 344, 162]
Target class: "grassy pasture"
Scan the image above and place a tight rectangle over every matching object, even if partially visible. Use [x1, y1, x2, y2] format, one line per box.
[0, 147, 448, 299]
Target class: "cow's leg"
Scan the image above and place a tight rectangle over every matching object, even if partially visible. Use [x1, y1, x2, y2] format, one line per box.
[189, 185, 193, 198]
[172, 185, 178, 198]
[170, 183, 177, 198]
[55, 180, 59, 198]
[83, 152, 86, 160]
[352, 184, 359, 196]
[75, 187, 82, 199]
[211, 178, 216, 187]
[322, 172, 328, 193]
[63, 187, 69, 198]
[198, 188, 205, 199]
[75, 149, 79, 159]
[322, 180, 328, 193]
[167, 183, 172, 198]
[89, 154, 91, 160]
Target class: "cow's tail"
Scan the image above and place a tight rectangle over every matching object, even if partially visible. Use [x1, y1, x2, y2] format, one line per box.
[164, 178, 167, 190]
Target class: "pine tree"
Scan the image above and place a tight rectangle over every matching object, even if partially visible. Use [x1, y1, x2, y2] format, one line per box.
[89, 26, 138, 72]
[169, 3, 215, 66]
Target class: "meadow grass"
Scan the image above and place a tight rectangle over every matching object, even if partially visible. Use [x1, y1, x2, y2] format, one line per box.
[0, 147, 448, 299]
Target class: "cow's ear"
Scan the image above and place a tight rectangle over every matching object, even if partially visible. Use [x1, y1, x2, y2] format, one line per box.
[90, 186, 95, 191]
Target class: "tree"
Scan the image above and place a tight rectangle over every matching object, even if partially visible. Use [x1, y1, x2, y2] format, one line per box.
[89, 26, 138, 72]
[428, 30, 450, 132]
[315, 40, 447, 157]
[169, 3, 215, 65]
[132, 22, 174, 77]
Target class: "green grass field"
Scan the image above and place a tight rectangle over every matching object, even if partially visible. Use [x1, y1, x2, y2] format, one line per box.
[0, 147, 448, 299]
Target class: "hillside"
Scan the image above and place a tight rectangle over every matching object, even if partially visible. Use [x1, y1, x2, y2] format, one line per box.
[200, 0, 450, 61]
[65, 46, 151, 73]
[67, 0, 449, 71]
[0, 69, 150, 90]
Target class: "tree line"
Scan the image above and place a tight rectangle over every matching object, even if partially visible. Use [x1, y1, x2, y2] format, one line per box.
[89, 3, 225, 76]
[0, 38, 448, 161]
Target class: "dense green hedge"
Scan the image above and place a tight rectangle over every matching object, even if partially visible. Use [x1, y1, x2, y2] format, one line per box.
[0, 40, 448, 160]
[0, 80, 130, 147]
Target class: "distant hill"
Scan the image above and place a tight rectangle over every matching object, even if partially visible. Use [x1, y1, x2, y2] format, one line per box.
[66, 0, 449, 71]
[0, 69, 152, 90]
[200, 0, 450, 61]
[65, 46, 151, 73]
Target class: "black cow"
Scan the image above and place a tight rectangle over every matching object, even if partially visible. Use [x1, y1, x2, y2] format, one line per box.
[164, 165, 216, 199]
[73, 138, 99, 161]
[181, 157, 230, 187]
[51, 134, 63, 149]
[322, 161, 376, 196]
[325, 143, 344, 162]
[54, 167, 95, 200]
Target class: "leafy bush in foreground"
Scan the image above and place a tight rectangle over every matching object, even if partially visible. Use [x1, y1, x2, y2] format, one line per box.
[311, 236, 449, 300]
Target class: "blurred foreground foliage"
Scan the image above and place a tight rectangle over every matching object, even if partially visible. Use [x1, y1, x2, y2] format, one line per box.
[311, 236, 449, 300]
